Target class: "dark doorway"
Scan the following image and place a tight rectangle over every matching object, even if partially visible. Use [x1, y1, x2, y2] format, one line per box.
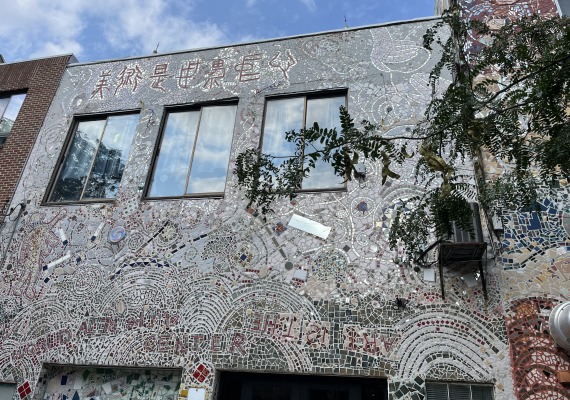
[217, 371, 388, 400]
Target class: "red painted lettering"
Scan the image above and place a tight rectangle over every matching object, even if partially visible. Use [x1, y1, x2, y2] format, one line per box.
[230, 333, 246, 355]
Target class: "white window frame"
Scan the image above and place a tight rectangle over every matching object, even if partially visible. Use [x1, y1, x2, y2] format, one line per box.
[0, 92, 26, 145]
[146, 101, 238, 199]
[260, 91, 348, 192]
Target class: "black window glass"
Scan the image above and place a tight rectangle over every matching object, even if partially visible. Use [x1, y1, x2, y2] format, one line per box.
[49, 113, 139, 202]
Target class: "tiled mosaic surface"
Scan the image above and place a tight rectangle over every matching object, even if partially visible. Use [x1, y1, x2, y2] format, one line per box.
[469, 1, 570, 398]
[0, 15, 544, 400]
[495, 195, 570, 400]
[459, 0, 559, 54]
[36, 366, 181, 400]
[506, 298, 570, 400]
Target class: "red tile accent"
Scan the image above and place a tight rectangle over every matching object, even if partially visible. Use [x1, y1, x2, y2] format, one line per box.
[192, 363, 210, 383]
[17, 381, 31, 399]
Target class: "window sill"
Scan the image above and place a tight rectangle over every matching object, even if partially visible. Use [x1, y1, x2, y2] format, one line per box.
[295, 186, 347, 194]
[143, 194, 225, 202]
[41, 198, 116, 207]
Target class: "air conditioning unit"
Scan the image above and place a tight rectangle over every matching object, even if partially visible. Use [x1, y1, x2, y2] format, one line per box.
[451, 202, 484, 243]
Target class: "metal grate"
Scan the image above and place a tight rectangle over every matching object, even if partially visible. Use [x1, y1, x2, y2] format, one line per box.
[425, 382, 493, 400]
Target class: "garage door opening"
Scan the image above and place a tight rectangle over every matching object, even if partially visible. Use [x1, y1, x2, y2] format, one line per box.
[217, 371, 388, 400]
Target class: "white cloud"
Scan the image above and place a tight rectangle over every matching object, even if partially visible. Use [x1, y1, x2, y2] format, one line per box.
[30, 40, 84, 59]
[299, 0, 317, 12]
[246, 0, 258, 7]
[236, 33, 263, 44]
[0, 0, 87, 59]
[101, 0, 227, 56]
[0, 0, 228, 62]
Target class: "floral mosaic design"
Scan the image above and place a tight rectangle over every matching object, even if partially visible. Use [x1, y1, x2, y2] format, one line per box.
[458, 0, 559, 53]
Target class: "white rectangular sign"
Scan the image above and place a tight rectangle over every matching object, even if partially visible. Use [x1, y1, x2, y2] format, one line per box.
[288, 214, 331, 239]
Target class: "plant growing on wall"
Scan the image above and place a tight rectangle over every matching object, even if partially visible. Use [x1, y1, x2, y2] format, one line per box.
[235, 5, 570, 259]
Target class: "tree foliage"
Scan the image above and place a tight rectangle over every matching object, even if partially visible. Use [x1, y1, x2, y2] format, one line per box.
[235, 7, 570, 260]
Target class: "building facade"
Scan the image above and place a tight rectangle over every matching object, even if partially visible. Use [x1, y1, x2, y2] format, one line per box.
[0, 1, 568, 400]
[0, 55, 77, 215]
[454, 1, 570, 399]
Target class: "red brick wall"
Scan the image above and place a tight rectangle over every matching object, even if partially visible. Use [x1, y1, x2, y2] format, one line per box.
[0, 55, 73, 214]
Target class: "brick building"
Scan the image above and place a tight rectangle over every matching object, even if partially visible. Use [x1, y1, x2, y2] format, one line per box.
[0, 55, 77, 216]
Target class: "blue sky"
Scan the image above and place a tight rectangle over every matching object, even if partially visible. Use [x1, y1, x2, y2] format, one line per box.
[0, 0, 436, 63]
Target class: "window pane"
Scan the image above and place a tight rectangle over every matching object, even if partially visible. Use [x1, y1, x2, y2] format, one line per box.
[0, 383, 16, 399]
[3, 94, 26, 121]
[449, 384, 471, 400]
[426, 383, 448, 400]
[303, 96, 345, 190]
[149, 111, 200, 197]
[262, 97, 304, 165]
[471, 385, 493, 400]
[0, 97, 8, 112]
[0, 94, 25, 134]
[83, 114, 139, 199]
[0, 97, 9, 144]
[186, 105, 237, 194]
[50, 120, 106, 202]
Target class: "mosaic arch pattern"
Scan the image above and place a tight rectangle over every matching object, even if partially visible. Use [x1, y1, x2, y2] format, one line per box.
[0, 19, 516, 400]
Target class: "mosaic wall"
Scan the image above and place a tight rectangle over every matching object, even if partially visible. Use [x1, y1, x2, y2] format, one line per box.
[36, 365, 182, 400]
[460, 0, 559, 20]
[506, 297, 570, 400]
[459, 0, 559, 53]
[491, 186, 570, 400]
[465, 0, 570, 398]
[0, 19, 515, 400]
